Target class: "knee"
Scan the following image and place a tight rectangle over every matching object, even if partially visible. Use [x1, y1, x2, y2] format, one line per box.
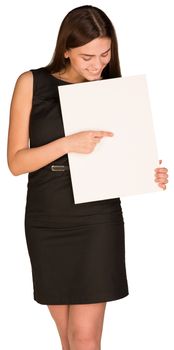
[68, 329, 100, 350]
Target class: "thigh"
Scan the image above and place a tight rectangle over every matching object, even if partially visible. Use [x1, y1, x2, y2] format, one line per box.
[47, 305, 70, 336]
[68, 302, 107, 340]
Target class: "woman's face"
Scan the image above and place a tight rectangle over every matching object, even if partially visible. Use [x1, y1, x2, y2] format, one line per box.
[64, 37, 111, 82]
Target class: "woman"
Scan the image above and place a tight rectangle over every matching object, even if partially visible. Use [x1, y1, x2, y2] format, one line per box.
[7, 5, 168, 350]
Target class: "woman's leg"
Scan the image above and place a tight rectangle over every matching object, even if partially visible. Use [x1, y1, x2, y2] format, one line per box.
[47, 305, 70, 350]
[68, 302, 107, 350]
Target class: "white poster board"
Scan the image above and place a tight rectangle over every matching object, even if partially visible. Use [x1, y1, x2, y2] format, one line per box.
[58, 75, 161, 204]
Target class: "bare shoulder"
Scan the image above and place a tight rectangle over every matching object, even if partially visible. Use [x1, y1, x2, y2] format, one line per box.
[9, 70, 34, 124]
[17, 70, 33, 81]
[14, 70, 33, 91]
[11, 70, 33, 105]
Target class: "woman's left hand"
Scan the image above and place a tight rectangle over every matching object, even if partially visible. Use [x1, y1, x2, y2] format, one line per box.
[154, 160, 169, 190]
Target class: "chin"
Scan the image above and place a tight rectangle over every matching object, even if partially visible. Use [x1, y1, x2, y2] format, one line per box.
[90, 77, 102, 82]
[86, 74, 102, 81]
[83, 70, 103, 81]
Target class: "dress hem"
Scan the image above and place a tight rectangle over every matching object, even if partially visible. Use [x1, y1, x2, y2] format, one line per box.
[33, 290, 129, 305]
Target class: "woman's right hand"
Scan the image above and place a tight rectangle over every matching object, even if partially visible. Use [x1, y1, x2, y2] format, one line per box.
[65, 130, 114, 154]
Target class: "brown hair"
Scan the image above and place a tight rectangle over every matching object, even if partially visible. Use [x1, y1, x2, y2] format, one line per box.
[44, 5, 121, 79]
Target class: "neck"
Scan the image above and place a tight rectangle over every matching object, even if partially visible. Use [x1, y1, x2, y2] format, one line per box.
[58, 66, 86, 83]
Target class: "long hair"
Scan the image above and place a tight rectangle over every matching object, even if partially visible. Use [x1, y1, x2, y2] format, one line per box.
[44, 5, 121, 79]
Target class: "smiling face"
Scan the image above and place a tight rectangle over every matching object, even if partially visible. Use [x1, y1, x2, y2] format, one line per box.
[64, 37, 111, 82]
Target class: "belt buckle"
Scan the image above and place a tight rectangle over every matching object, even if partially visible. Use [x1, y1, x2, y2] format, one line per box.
[51, 165, 65, 172]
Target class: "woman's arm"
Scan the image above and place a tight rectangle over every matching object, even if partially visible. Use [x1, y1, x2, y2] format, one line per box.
[7, 71, 68, 176]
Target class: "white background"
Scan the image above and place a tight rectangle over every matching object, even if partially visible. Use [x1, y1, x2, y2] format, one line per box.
[0, 0, 173, 349]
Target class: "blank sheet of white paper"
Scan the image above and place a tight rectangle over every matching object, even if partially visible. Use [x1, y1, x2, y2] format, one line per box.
[58, 75, 161, 204]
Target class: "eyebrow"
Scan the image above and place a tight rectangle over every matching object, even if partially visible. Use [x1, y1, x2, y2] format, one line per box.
[79, 47, 111, 57]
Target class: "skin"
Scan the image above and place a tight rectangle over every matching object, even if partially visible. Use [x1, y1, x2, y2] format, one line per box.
[154, 160, 168, 190]
[53, 37, 112, 83]
[7, 36, 169, 350]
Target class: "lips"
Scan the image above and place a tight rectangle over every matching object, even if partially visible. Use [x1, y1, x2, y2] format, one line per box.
[89, 71, 101, 74]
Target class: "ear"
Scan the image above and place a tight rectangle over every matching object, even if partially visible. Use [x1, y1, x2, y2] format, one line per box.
[64, 50, 69, 59]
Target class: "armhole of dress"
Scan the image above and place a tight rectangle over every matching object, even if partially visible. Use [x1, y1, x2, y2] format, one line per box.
[28, 69, 38, 146]
[30, 69, 38, 105]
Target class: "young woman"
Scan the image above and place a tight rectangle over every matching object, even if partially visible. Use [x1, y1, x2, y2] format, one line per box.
[7, 5, 168, 350]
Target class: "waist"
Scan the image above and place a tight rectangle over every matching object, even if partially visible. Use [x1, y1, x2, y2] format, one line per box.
[29, 162, 70, 175]
[27, 160, 70, 186]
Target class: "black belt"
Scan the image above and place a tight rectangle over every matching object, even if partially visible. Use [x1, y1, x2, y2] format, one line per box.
[51, 165, 70, 172]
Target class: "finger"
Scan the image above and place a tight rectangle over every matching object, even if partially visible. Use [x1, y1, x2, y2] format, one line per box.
[155, 178, 168, 183]
[154, 179, 168, 184]
[155, 177, 168, 182]
[155, 174, 168, 179]
[155, 172, 168, 177]
[95, 131, 114, 137]
[154, 168, 168, 172]
[155, 172, 168, 178]
[157, 181, 166, 187]
[159, 184, 166, 190]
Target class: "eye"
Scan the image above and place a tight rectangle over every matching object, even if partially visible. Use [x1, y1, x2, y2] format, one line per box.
[82, 57, 91, 61]
[101, 52, 109, 58]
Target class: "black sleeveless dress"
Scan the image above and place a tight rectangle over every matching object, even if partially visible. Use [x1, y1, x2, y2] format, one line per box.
[24, 67, 129, 305]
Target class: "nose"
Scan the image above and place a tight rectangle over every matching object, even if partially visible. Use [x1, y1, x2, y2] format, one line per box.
[90, 57, 102, 71]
